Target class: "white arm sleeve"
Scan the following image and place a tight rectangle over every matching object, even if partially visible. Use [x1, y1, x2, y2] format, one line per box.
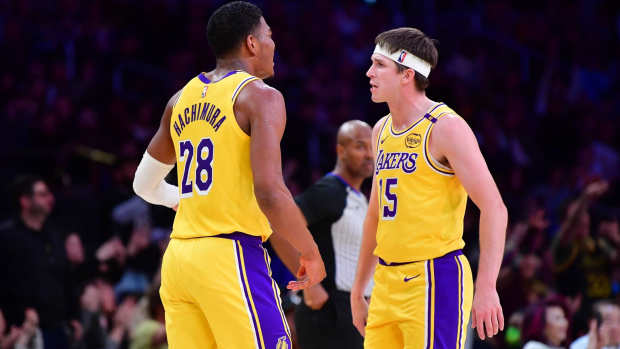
[132, 151, 179, 208]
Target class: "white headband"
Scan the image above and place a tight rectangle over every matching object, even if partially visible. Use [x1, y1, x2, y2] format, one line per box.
[373, 44, 431, 78]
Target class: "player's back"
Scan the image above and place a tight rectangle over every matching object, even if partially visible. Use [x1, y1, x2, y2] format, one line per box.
[169, 70, 270, 240]
[374, 103, 468, 263]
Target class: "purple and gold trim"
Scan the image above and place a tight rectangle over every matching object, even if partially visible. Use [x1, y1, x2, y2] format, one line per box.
[422, 116, 455, 176]
[376, 115, 391, 154]
[424, 250, 467, 349]
[390, 103, 445, 136]
[232, 76, 259, 102]
[227, 232, 291, 349]
[198, 70, 240, 84]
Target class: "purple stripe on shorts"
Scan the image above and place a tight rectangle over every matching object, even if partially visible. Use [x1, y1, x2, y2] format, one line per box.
[238, 235, 291, 349]
[426, 260, 432, 349]
[456, 256, 465, 349]
[235, 241, 263, 349]
[432, 251, 461, 349]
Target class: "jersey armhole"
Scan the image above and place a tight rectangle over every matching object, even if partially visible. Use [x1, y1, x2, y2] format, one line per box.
[229, 76, 260, 139]
[423, 112, 456, 176]
[375, 115, 391, 154]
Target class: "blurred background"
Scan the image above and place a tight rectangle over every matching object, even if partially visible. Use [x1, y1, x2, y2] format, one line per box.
[0, 0, 619, 348]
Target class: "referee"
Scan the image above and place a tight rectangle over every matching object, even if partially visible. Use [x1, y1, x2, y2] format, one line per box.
[273, 120, 374, 349]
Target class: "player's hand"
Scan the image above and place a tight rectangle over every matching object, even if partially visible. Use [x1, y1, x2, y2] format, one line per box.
[287, 251, 325, 290]
[471, 285, 504, 340]
[303, 283, 329, 310]
[351, 292, 369, 337]
[172, 204, 178, 211]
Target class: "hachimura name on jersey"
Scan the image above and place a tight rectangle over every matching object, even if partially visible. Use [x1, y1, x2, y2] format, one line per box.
[169, 71, 271, 240]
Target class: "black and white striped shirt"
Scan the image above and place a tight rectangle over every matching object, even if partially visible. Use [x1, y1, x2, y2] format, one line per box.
[295, 173, 373, 297]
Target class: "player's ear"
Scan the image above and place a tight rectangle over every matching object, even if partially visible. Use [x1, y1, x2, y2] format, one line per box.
[246, 34, 258, 56]
[402, 69, 415, 85]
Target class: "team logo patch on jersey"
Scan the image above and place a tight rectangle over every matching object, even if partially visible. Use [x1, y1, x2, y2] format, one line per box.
[201, 86, 208, 98]
[276, 336, 289, 349]
[405, 133, 421, 148]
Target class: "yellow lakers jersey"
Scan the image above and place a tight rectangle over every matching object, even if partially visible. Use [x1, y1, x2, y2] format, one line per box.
[169, 70, 271, 240]
[374, 103, 467, 263]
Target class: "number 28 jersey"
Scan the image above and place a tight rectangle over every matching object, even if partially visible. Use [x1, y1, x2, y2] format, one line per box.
[169, 71, 271, 240]
[374, 103, 467, 263]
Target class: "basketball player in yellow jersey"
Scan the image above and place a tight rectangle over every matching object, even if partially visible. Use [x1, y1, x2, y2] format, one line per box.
[351, 28, 508, 349]
[132, 2, 325, 348]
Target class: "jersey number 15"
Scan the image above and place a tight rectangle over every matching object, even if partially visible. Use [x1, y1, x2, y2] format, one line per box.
[379, 178, 397, 220]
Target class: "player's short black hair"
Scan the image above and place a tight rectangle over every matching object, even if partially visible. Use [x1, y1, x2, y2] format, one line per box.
[375, 28, 439, 91]
[207, 1, 263, 58]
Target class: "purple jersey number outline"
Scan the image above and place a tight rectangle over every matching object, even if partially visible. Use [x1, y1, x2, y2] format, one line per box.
[380, 177, 398, 220]
[178, 138, 214, 198]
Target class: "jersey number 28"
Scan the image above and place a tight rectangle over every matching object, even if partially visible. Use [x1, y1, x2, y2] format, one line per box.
[178, 138, 214, 197]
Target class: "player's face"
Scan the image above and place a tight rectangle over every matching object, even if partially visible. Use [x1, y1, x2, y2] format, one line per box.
[254, 17, 275, 79]
[366, 54, 401, 103]
[341, 127, 374, 179]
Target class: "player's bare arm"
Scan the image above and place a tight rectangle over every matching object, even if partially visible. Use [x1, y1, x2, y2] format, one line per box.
[146, 90, 182, 164]
[350, 116, 385, 337]
[431, 114, 508, 340]
[132, 91, 182, 209]
[269, 230, 301, 273]
[234, 80, 326, 290]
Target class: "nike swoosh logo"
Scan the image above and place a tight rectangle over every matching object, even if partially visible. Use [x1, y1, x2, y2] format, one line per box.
[380, 137, 388, 144]
[404, 274, 421, 282]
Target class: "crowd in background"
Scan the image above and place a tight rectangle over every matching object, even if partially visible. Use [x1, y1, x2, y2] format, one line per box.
[1, 0, 619, 348]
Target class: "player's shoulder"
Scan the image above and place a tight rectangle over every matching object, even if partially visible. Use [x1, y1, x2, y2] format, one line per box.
[240, 79, 283, 102]
[433, 111, 470, 135]
[167, 89, 184, 109]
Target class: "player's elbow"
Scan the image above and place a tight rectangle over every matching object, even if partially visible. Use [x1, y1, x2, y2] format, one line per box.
[254, 181, 282, 210]
[132, 175, 147, 199]
[489, 200, 508, 222]
[479, 197, 507, 221]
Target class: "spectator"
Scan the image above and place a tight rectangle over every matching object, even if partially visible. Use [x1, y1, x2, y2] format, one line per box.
[0, 308, 43, 349]
[129, 286, 166, 349]
[552, 180, 616, 335]
[69, 279, 136, 349]
[0, 175, 73, 348]
[522, 298, 570, 349]
[570, 301, 620, 349]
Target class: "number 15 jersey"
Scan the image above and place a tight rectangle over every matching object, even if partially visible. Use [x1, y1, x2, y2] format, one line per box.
[374, 103, 467, 263]
[169, 71, 271, 240]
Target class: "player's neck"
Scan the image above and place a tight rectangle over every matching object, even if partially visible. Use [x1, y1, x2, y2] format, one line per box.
[332, 166, 363, 191]
[387, 92, 433, 132]
[213, 58, 251, 77]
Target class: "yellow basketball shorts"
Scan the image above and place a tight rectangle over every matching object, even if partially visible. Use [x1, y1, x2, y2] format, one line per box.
[365, 250, 473, 349]
[160, 232, 291, 349]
